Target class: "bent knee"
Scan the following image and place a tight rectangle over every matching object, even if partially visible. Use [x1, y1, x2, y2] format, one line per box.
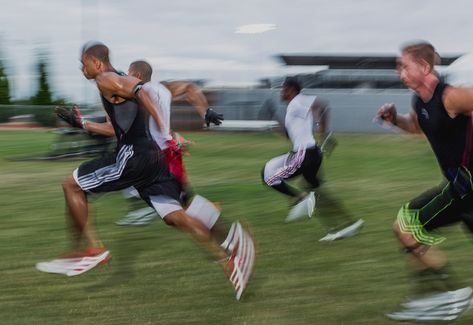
[393, 220, 418, 245]
[261, 165, 280, 187]
[162, 213, 176, 226]
[163, 210, 186, 227]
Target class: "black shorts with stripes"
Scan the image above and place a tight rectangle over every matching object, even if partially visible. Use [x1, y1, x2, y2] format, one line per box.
[73, 141, 181, 201]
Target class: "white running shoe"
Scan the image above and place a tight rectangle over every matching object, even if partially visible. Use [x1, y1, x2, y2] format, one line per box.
[66, 250, 111, 276]
[386, 287, 473, 321]
[224, 222, 256, 300]
[115, 207, 157, 226]
[403, 287, 473, 310]
[285, 192, 316, 223]
[36, 248, 111, 276]
[36, 258, 82, 275]
[319, 219, 364, 241]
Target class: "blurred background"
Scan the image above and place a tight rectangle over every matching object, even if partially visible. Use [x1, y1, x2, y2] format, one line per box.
[1, 0, 473, 132]
[2, 1, 473, 324]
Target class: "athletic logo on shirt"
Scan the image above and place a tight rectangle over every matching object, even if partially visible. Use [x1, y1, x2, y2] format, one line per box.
[421, 108, 429, 120]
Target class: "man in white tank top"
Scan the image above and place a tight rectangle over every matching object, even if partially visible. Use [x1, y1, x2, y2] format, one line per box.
[117, 61, 223, 225]
[262, 77, 363, 240]
[120, 61, 255, 299]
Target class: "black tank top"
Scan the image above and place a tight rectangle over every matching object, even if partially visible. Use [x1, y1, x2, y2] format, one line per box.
[100, 95, 152, 146]
[413, 81, 473, 178]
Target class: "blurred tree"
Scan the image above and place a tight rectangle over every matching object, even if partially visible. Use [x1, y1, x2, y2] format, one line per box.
[31, 56, 53, 105]
[0, 59, 10, 104]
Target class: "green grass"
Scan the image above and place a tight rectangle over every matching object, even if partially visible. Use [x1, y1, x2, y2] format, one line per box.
[1, 129, 473, 324]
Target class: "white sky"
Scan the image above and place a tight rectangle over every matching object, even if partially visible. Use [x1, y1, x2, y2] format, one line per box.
[1, 0, 473, 103]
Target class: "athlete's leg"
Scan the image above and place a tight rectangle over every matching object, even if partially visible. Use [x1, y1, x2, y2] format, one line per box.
[63, 175, 101, 249]
[298, 147, 363, 238]
[163, 209, 227, 260]
[183, 194, 226, 243]
[393, 220, 447, 271]
[146, 192, 255, 299]
[261, 168, 302, 199]
[38, 143, 168, 276]
[61, 145, 150, 251]
[145, 193, 227, 260]
[300, 147, 323, 190]
[316, 187, 362, 235]
[262, 151, 307, 202]
[394, 184, 468, 293]
[385, 184, 473, 321]
[36, 173, 109, 276]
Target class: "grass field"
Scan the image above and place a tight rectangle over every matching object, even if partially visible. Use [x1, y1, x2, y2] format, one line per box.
[1, 129, 473, 324]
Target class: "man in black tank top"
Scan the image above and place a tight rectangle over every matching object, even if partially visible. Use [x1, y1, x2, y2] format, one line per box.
[376, 41, 473, 321]
[36, 43, 255, 299]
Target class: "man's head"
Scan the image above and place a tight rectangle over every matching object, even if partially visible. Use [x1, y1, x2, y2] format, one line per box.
[128, 60, 152, 82]
[281, 77, 301, 102]
[80, 42, 111, 79]
[397, 41, 437, 90]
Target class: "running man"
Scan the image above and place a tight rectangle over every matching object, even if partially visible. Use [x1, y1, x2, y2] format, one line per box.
[115, 61, 249, 286]
[116, 60, 223, 226]
[376, 41, 473, 321]
[36, 43, 254, 300]
[261, 77, 364, 240]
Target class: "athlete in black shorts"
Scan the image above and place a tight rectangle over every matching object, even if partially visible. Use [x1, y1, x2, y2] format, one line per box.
[377, 41, 473, 321]
[261, 78, 364, 239]
[36, 43, 255, 299]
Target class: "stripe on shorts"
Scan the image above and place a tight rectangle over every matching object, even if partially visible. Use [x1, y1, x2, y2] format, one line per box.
[78, 145, 134, 191]
[265, 147, 306, 186]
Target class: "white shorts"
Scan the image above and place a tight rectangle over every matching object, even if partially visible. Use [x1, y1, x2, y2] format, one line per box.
[148, 195, 183, 219]
[263, 146, 306, 186]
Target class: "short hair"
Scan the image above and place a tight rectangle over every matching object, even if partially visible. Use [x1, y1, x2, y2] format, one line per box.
[129, 60, 153, 82]
[400, 41, 436, 71]
[81, 41, 110, 63]
[283, 77, 301, 94]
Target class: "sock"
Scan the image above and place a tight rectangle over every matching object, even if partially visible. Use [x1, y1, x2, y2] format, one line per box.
[271, 182, 301, 199]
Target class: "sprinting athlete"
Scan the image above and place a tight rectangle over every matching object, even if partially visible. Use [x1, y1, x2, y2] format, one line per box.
[376, 41, 473, 321]
[36, 43, 254, 300]
[262, 77, 363, 240]
[116, 60, 222, 226]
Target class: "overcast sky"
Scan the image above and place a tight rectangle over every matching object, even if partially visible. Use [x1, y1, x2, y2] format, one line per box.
[1, 0, 473, 103]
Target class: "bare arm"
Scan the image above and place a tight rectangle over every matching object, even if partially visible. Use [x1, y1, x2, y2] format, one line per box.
[163, 81, 209, 118]
[164, 81, 223, 126]
[396, 111, 422, 134]
[55, 106, 116, 137]
[311, 97, 330, 137]
[96, 72, 164, 130]
[377, 103, 422, 134]
[443, 86, 473, 116]
[84, 115, 115, 137]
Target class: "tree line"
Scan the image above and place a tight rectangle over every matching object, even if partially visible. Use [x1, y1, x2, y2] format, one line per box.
[0, 55, 68, 106]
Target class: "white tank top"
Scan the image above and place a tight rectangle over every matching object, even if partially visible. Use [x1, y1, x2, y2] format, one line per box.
[143, 81, 173, 150]
[285, 94, 316, 151]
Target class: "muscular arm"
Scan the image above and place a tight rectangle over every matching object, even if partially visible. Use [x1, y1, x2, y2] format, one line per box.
[377, 103, 422, 134]
[163, 81, 209, 118]
[96, 72, 164, 130]
[394, 111, 422, 134]
[84, 115, 115, 137]
[443, 86, 473, 116]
